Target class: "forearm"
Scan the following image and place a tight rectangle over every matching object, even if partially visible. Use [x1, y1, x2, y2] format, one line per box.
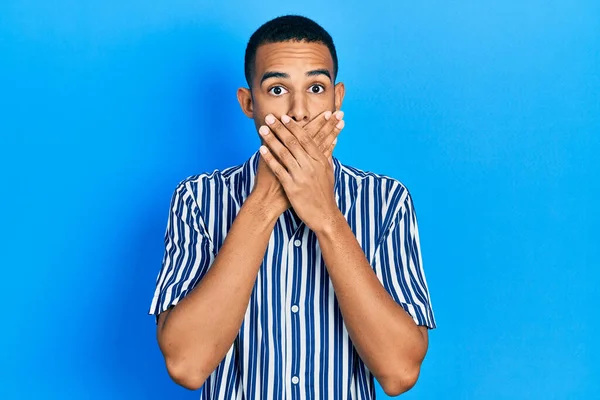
[158, 193, 279, 389]
[315, 211, 428, 395]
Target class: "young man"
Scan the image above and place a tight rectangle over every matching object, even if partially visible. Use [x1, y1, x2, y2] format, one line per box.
[149, 15, 436, 399]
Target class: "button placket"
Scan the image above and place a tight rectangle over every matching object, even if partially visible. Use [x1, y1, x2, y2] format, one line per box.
[290, 232, 304, 395]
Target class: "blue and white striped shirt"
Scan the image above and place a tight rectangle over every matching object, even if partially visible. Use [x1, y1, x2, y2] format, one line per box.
[149, 150, 436, 399]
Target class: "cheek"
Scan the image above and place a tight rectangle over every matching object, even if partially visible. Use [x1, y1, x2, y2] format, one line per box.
[250, 98, 268, 128]
[308, 93, 335, 113]
[253, 96, 289, 121]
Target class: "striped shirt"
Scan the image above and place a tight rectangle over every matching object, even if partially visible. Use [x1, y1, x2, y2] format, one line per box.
[149, 150, 436, 399]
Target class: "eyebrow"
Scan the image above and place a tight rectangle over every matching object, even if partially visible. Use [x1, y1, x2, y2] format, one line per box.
[260, 71, 289, 85]
[306, 69, 332, 81]
[260, 69, 333, 85]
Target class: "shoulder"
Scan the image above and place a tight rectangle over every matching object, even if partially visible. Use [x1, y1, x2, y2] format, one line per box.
[338, 160, 414, 209]
[168, 160, 246, 208]
[172, 161, 244, 194]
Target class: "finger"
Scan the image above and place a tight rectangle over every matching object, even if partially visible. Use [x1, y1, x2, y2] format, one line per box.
[280, 114, 324, 164]
[280, 114, 328, 162]
[319, 117, 344, 155]
[304, 110, 333, 138]
[315, 110, 344, 150]
[265, 114, 310, 167]
[259, 124, 300, 173]
[325, 136, 339, 160]
[259, 145, 292, 186]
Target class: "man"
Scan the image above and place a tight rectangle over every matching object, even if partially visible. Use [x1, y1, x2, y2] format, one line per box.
[149, 15, 436, 399]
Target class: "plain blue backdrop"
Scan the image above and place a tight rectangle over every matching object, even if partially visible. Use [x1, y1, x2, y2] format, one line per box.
[1, 1, 598, 398]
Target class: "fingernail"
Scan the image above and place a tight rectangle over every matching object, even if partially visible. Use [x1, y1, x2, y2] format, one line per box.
[336, 111, 344, 120]
[324, 111, 332, 120]
[332, 138, 338, 145]
[265, 114, 275, 125]
[259, 126, 270, 135]
[336, 120, 345, 130]
[259, 145, 268, 154]
[281, 114, 291, 124]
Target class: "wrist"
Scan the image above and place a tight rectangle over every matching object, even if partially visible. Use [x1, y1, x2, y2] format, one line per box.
[313, 208, 345, 238]
[244, 192, 285, 224]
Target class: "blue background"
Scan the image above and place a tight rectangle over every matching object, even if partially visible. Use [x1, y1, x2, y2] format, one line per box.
[1, 1, 598, 398]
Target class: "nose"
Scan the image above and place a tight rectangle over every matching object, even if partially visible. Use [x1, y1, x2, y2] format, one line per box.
[287, 92, 310, 124]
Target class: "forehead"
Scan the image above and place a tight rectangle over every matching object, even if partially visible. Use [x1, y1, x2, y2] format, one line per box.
[254, 41, 334, 74]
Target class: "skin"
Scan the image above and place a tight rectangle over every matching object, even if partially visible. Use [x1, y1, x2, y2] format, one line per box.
[156, 40, 429, 396]
[236, 41, 346, 212]
[259, 116, 429, 396]
[155, 41, 343, 390]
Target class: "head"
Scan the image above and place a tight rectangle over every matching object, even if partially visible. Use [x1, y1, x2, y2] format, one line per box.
[237, 15, 345, 132]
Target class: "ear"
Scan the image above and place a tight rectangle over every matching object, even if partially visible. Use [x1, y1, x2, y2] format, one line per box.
[237, 87, 254, 118]
[334, 82, 345, 111]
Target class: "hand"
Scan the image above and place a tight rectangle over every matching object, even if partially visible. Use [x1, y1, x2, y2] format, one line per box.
[258, 111, 345, 232]
[250, 110, 344, 219]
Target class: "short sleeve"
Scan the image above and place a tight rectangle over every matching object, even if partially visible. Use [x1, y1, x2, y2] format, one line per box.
[371, 191, 436, 329]
[148, 180, 215, 320]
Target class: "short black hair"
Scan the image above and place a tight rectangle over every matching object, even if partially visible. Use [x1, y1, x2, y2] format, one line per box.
[244, 15, 339, 88]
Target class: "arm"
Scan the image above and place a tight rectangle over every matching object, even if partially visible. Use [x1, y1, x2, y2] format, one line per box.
[258, 115, 435, 397]
[315, 208, 429, 396]
[157, 189, 279, 390]
[154, 112, 341, 390]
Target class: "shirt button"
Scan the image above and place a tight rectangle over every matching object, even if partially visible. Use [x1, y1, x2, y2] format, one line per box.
[291, 305, 299, 313]
[294, 239, 302, 247]
[292, 376, 299, 384]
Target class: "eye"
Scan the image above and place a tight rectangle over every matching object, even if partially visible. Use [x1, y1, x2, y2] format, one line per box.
[268, 86, 288, 96]
[309, 84, 325, 94]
